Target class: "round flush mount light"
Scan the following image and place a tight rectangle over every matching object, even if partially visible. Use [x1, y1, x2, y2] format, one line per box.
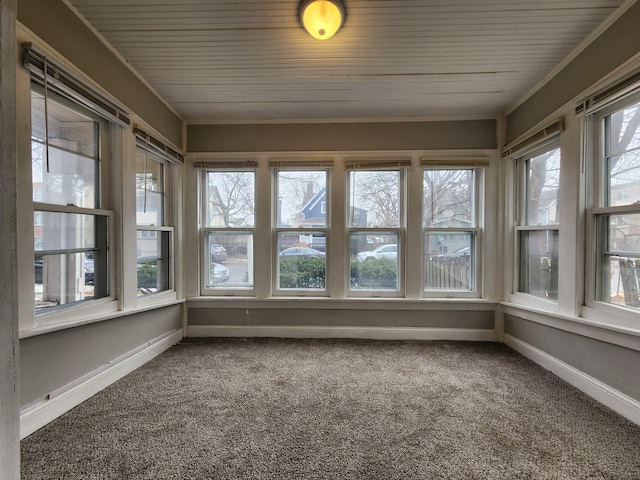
[299, 0, 345, 40]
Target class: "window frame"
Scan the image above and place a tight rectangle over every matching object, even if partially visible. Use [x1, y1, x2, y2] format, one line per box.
[30, 84, 117, 320]
[272, 166, 331, 297]
[422, 167, 483, 298]
[346, 166, 406, 298]
[512, 142, 562, 308]
[585, 90, 640, 316]
[135, 143, 175, 299]
[200, 167, 257, 295]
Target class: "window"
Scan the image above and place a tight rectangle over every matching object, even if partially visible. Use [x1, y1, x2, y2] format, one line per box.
[516, 146, 561, 301]
[135, 142, 173, 297]
[592, 95, 640, 309]
[423, 168, 479, 293]
[348, 168, 403, 294]
[31, 86, 111, 312]
[203, 169, 255, 291]
[274, 169, 328, 293]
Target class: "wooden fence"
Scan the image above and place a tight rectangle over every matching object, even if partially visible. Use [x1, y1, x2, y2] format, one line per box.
[425, 255, 470, 290]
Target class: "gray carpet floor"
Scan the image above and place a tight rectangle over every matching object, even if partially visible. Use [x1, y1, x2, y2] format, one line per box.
[21, 338, 640, 479]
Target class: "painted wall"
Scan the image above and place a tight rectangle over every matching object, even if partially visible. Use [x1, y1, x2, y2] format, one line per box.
[187, 120, 497, 153]
[20, 305, 183, 407]
[17, 0, 183, 147]
[504, 314, 640, 402]
[188, 306, 495, 330]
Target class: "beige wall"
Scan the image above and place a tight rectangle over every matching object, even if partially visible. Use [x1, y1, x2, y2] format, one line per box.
[188, 120, 497, 152]
[506, 2, 640, 143]
[18, 0, 183, 147]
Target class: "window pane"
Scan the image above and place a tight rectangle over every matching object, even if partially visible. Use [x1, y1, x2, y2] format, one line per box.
[349, 170, 400, 228]
[607, 99, 640, 157]
[136, 148, 164, 225]
[277, 232, 326, 290]
[34, 211, 98, 252]
[607, 101, 640, 206]
[608, 213, 640, 254]
[206, 171, 255, 228]
[350, 233, 399, 291]
[137, 230, 170, 296]
[35, 252, 99, 311]
[205, 232, 253, 289]
[526, 148, 560, 225]
[597, 213, 640, 307]
[423, 169, 473, 227]
[424, 232, 473, 291]
[31, 142, 98, 208]
[277, 170, 327, 228]
[519, 230, 559, 300]
[31, 91, 98, 158]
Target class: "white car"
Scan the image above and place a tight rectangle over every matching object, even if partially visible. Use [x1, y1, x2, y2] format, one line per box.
[356, 244, 397, 262]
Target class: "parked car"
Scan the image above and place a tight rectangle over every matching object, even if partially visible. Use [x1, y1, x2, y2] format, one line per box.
[279, 247, 325, 258]
[210, 263, 229, 284]
[356, 244, 397, 262]
[210, 244, 227, 262]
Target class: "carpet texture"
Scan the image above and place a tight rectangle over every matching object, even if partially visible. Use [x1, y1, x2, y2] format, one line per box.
[21, 339, 640, 479]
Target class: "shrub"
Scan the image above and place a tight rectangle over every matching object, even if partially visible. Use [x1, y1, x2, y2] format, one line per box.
[350, 257, 397, 289]
[279, 257, 326, 288]
[137, 263, 157, 289]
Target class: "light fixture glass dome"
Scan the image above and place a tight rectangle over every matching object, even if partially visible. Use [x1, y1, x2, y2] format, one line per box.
[300, 0, 345, 40]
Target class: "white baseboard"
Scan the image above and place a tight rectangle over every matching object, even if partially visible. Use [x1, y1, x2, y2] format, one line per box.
[20, 329, 183, 439]
[186, 325, 496, 342]
[504, 334, 640, 426]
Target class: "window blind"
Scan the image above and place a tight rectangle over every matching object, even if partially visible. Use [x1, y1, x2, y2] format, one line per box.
[134, 128, 183, 164]
[501, 120, 564, 159]
[23, 43, 130, 128]
[193, 160, 258, 169]
[268, 159, 334, 168]
[344, 157, 412, 169]
[576, 70, 640, 116]
[420, 157, 490, 167]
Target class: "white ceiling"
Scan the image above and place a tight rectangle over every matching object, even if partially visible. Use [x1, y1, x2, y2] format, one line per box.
[66, 0, 626, 123]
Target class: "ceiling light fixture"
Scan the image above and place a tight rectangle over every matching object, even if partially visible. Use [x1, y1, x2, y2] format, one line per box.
[299, 0, 345, 40]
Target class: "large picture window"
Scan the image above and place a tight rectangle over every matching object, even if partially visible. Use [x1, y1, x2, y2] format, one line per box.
[31, 86, 111, 312]
[516, 146, 561, 301]
[274, 169, 328, 293]
[202, 169, 256, 291]
[592, 95, 640, 309]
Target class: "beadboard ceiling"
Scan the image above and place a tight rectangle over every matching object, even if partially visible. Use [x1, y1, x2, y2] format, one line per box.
[66, 0, 626, 123]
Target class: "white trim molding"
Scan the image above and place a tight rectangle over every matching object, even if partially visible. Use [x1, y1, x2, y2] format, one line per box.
[20, 329, 183, 439]
[505, 334, 640, 426]
[186, 325, 496, 342]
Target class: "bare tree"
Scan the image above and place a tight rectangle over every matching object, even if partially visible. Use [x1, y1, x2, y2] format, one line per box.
[350, 171, 399, 227]
[207, 172, 255, 227]
[423, 169, 472, 227]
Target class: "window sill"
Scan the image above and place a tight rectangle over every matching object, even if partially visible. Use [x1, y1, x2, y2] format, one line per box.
[19, 298, 185, 339]
[501, 301, 640, 352]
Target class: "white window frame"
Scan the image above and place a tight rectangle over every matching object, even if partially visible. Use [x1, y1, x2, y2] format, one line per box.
[30, 84, 117, 323]
[200, 166, 257, 295]
[584, 90, 640, 321]
[346, 166, 406, 298]
[135, 142, 175, 300]
[512, 142, 561, 310]
[422, 167, 483, 298]
[272, 166, 330, 297]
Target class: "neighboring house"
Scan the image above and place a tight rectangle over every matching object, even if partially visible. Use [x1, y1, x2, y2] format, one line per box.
[299, 185, 367, 227]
